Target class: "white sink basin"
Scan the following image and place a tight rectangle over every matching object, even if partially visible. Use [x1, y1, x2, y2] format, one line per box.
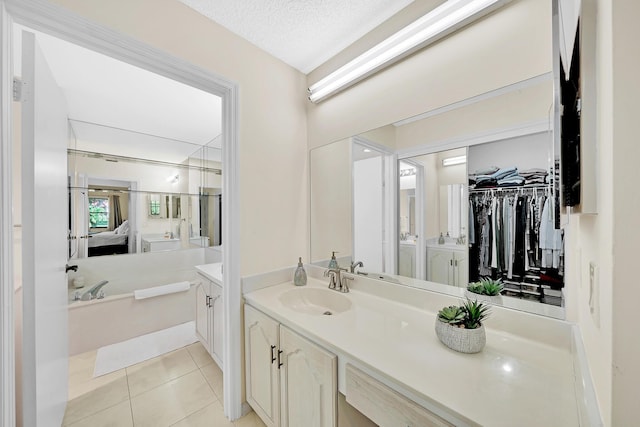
[279, 287, 352, 316]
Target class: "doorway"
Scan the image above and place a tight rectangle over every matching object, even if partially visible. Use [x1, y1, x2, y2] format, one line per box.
[0, 2, 241, 424]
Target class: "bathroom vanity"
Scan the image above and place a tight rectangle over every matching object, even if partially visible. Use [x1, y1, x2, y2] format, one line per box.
[426, 239, 468, 287]
[195, 263, 224, 369]
[243, 274, 580, 427]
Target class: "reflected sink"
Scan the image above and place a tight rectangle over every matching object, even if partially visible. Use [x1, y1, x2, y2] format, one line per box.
[279, 287, 352, 315]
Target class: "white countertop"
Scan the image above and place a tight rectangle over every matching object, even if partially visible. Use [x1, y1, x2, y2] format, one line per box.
[141, 236, 180, 243]
[244, 278, 579, 427]
[195, 263, 223, 285]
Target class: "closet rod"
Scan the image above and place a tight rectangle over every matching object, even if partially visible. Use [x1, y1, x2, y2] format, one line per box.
[469, 184, 550, 194]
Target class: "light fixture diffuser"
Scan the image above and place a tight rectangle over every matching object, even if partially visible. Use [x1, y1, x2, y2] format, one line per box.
[442, 155, 467, 166]
[308, 0, 511, 103]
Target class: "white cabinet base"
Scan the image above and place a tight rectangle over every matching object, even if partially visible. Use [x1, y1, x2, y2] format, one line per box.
[346, 364, 453, 427]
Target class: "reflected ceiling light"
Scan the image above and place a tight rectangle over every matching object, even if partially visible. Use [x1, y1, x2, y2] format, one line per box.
[442, 155, 466, 166]
[307, 0, 511, 103]
[167, 173, 180, 184]
[363, 148, 372, 153]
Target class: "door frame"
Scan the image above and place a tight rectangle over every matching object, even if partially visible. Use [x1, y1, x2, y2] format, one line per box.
[0, 0, 242, 423]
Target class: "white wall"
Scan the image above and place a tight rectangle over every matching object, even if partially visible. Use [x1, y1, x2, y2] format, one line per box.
[307, 0, 552, 149]
[467, 133, 553, 173]
[569, 1, 640, 425]
[353, 156, 383, 272]
[309, 138, 351, 262]
[610, 1, 640, 424]
[50, 0, 308, 276]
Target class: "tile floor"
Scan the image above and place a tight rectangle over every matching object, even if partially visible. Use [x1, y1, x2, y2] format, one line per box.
[64, 342, 267, 427]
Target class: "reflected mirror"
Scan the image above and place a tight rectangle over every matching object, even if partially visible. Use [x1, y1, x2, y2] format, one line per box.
[68, 143, 222, 259]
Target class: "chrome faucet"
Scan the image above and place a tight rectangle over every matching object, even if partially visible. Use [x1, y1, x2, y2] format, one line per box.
[350, 261, 364, 273]
[80, 280, 109, 301]
[324, 267, 351, 293]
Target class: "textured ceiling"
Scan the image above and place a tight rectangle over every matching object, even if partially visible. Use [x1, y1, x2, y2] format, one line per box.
[178, 0, 414, 74]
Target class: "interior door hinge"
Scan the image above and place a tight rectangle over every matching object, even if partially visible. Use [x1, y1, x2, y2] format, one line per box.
[13, 77, 22, 102]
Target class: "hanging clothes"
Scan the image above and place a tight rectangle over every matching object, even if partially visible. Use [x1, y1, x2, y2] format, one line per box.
[469, 187, 564, 291]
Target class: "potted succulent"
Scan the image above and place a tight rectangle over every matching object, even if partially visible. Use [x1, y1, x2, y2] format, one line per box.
[435, 299, 490, 353]
[466, 277, 504, 304]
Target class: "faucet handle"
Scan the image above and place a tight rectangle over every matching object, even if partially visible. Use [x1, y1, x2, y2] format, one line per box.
[325, 269, 338, 289]
[340, 273, 354, 293]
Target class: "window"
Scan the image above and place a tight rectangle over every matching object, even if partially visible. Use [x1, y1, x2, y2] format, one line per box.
[89, 197, 109, 228]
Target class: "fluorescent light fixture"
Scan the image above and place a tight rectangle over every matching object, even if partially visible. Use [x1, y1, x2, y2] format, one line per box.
[308, 0, 510, 103]
[442, 155, 466, 166]
[167, 173, 180, 184]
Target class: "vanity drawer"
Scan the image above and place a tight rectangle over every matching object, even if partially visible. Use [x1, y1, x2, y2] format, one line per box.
[345, 364, 453, 427]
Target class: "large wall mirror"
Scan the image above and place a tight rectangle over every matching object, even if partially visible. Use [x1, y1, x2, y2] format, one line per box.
[310, 69, 566, 318]
[21, 25, 227, 261]
[68, 137, 222, 259]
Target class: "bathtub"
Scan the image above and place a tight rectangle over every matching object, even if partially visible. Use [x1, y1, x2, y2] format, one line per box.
[67, 249, 206, 355]
[68, 282, 196, 356]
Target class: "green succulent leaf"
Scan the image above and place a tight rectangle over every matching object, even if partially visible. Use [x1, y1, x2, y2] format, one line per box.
[437, 305, 465, 325]
[467, 277, 504, 296]
[461, 298, 491, 329]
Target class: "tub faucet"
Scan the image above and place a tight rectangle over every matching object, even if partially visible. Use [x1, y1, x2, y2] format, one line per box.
[350, 261, 364, 273]
[81, 280, 109, 301]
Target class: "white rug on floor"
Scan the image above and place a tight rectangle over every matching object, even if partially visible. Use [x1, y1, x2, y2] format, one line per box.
[94, 321, 197, 377]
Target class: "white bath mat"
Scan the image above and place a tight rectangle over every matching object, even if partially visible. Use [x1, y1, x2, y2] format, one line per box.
[93, 321, 197, 377]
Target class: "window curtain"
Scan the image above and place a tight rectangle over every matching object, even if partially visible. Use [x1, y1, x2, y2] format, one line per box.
[109, 195, 123, 230]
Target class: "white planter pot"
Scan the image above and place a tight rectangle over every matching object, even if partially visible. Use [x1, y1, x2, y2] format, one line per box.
[435, 320, 486, 354]
[465, 290, 502, 305]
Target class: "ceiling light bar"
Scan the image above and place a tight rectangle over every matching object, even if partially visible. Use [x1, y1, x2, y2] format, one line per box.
[442, 155, 467, 166]
[308, 0, 511, 103]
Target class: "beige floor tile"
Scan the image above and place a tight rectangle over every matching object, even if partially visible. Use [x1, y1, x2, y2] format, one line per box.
[68, 349, 128, 401]
[171, 400, 233, 427]
[69, 368, 127, 401]
[126, 348, 199, 396]
[65, 400, 133, 427]
[200, 362, 223, 387]
[68, 350, 97, 375]
[209, 377, 223, 401]
[234, 411, 267, 427]
[63, 376, 130, 425]
[130, 369, 216, 427]
[186, 342, 215, 368]
[200, 361, 223, 400]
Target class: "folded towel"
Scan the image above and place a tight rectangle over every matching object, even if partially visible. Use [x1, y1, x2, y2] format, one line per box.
[491, 167, 518, 180]
[472, 166, 500, 176]
[498, 176, 525, 186]
[134, 281, 190, 300]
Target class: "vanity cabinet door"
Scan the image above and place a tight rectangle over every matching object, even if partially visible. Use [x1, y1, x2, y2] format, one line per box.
[245, 305, 280, 427]
[453, 251, 468, 288]
[427, 248, 452, 285]
[279, 325, 337, 427]
[399, 245, 416, 278]
[210, 282, 224, 367]
[195, 277, 210, 349]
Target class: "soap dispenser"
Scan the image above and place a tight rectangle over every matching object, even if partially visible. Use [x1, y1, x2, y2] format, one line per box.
[294, 257, 307, 286]
[328, 251, 339, 269]
[438, 233, 445, 244]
